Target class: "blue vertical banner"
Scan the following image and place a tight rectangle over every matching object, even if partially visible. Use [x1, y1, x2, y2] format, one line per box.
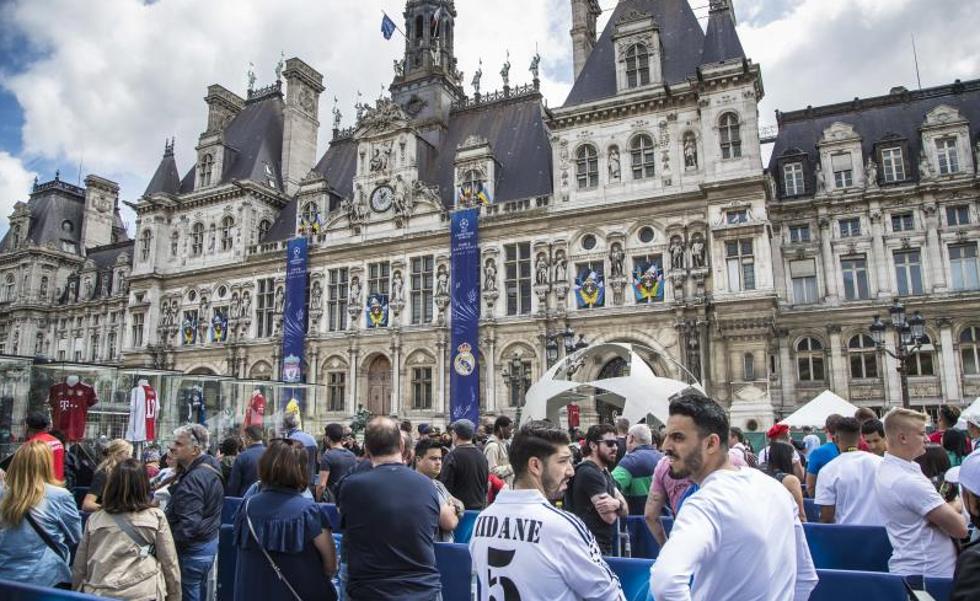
[281, 238, 309, 410]
[450, 208, 481, 425]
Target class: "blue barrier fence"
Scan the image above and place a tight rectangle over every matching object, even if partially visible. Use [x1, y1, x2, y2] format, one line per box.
[804, 498, 821, 523]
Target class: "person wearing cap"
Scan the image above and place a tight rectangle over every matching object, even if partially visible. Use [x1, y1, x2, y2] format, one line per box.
[964, 413, 980, 453]
[805, 415, 844, 497]
[759, 423, 804, 482]
[438, 419, 489, 510]
[952, 452, 980, 599]
[26, 411, 65, 482]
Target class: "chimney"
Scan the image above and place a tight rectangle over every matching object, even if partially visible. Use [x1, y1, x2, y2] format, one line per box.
[204, 85, 245, 133]
[80, 175, 120, 251]
[281, 57, 325, 196]
[570, 0, 602, 80]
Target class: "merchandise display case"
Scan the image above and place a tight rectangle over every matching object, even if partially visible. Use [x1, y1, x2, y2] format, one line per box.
[0, 355, 34, 453]
[31, 361, 119, 443]
[164, 374, 236, 446]
[116, 368, 181, 451]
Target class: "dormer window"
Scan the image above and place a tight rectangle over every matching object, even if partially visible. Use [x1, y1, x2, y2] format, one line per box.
[935, 137, 960, 174]
[783, 162, 805, 196]
[200, 154, 214, 187]
[221, 216, 234, 251]
[831, 152, 853, 188]
[576, 145, 599, 189]
[880, 147, 906, 182]
[625, 44, 650, 88]
[726, 209, 749, 225]
[191, 223, 204, 256]
[630, 134, 656, 180]
[719, 113, 742, 159]
[258, 219, 271, 240]
[140, 229, 152, 261]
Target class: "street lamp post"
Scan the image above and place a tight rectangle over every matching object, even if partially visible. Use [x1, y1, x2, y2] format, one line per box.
[503, 353, 526, 425]
[869, 300, 926, 409]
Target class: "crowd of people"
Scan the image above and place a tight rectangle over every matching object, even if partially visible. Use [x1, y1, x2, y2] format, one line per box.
[0, 396, 978, 600]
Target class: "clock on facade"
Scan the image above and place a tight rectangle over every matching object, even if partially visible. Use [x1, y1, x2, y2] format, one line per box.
[371, 185, 394, 212]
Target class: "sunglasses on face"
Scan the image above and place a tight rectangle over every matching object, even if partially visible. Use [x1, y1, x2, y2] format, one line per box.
[599, 440, 619, 448]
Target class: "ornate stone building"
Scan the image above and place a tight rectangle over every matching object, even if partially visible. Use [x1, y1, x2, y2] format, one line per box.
[2, 0, 978, 432]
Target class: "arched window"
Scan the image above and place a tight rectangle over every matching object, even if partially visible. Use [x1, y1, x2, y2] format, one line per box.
[908, 334, 935, 377]
[630, 134, 656, 180]
[848, 334, 878, 379]
[171, 232, 179, 257]
[191, 223, 205, 256]
[625, 44, 651, 88]
[719, 113, 742, 159]
[258, 219, 271, 240]
[140, 229, 152, 261]
[463, 169, 483, 190]
[961, 326, 980, 376]
[797, 337, 824, 382]
[302, 202, 318, 225]
[39, 276, 49, 299]
[576, 145, 598, 189]
[220, 216, 234, 251]
[200, 154, 214, 187]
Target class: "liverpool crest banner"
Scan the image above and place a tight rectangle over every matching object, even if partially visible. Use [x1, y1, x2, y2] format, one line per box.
[450, 208, 480, 425]
[281, 237, 309, 392]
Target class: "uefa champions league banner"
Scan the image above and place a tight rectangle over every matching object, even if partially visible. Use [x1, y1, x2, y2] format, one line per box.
[450, 208, 481, 426]
[281, 237, 309, 412]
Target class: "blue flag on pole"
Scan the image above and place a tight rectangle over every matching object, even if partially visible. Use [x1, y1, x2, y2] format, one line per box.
[381, 13, 397, 40]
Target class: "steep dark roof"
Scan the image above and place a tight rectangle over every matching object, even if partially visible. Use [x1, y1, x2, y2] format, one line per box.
[176, 93, 285, 193]
[563, 0, 705, 107]
[701, 6, 744, 65]
[312, 137, 358, 198]
[768, 79, 980, 188]
[0, 181, 85, 254]
[86, 241, 133, 270]
[144, 147, 181, 196]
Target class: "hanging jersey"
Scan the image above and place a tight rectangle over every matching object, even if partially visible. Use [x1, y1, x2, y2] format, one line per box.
[185, 388, 207, 425]
[245, 393, 266, 427]
[143, 385, 157, 441]
[48, 381, 98, 441]
[469, 488, 625, 601]
[126, 384, 157, 442]
[285, 398, 302, 430]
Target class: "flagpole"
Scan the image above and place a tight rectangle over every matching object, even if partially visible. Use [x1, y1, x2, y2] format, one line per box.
[381, 10, 407, 39]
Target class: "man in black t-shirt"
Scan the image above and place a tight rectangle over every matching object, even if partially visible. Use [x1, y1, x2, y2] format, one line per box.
[438, 419, 489, 510]
[317, 422, 356, 501]
[567, 424, 628, 555]
[339, 416, 441, 601]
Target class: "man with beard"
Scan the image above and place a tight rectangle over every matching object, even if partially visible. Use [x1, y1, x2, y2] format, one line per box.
[469, 420, 625, 601]
[568, 424, 628, 555]
[650, 392, 818, 601]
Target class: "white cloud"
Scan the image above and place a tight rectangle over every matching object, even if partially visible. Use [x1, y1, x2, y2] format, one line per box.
[1, 0, 979, 236]
[0, 151, 36, 238]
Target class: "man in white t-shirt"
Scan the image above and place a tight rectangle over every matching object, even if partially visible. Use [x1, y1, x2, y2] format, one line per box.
[875, 408, 968, 578]
[650, 391, 818, 601]
[469, 420, 625, 601]
[802, 426, 821, 459]
[815, 417, 883, 526]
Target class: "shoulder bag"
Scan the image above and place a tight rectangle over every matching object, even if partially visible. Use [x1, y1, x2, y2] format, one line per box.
[244, 497, 304, 601]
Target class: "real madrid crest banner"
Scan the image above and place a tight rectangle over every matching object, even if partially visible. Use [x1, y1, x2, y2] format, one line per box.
[364, 292, 389, 328]
[450, 208, 481, 425]
[281, 237, 309, 392]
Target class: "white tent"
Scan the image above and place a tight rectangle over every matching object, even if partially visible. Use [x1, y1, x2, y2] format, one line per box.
[957, 397, 980, 430]
[778, 390, 860, 428]
[520, 342, 698, 427]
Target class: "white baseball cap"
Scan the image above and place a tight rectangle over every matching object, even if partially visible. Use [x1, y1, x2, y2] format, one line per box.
[959, 451, 980, 495]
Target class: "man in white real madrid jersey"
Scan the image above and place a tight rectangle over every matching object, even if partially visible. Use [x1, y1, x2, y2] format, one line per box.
[469, 420, 625, 601]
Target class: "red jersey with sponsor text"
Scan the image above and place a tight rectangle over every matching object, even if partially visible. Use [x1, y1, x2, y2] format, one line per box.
[48, 381, 98, 441]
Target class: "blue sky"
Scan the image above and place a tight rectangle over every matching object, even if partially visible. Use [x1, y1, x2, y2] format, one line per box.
[1, 0, 979, 238]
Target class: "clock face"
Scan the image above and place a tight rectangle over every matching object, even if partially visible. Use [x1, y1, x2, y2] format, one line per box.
[371, 185, 394, 212]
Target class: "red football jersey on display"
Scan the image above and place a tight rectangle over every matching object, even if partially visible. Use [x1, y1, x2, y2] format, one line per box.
[143, 385, 158, 441]
[567, 403, 581, 429]
[48, 381, 98, 441]
[245, 393, 266, 427]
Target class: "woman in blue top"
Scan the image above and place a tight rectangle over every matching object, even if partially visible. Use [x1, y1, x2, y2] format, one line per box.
[0, 440, 82, 588]
[233, 438, 338, 601]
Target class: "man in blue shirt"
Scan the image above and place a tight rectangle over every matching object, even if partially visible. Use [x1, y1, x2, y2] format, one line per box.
[339, 416, 441, 601]
[806, 414, 842, 497]
[284, 412, 318, 492]
[317, 422, 357, 502]
[226, 425, 265, 497]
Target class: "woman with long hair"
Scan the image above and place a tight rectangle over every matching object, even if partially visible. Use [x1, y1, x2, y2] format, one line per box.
[0, 440, 82, 587]
[82, 439, 133, 512]
[233, 438, 338, 601]
[764, 441, 807, 522]
[72, 458, 181, 600]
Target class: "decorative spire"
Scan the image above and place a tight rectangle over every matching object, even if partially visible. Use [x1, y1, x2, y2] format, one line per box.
[163, 137, 175, 157]
[247, 62, 257, 92]
[500, 50, 511, 89]
[275, 51, 285, 82]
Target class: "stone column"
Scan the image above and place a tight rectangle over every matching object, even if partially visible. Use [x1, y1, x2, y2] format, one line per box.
[436, 334, 448, 417]
[778, 330, 796, 414]
[818, 217, 838, 301]
[770, 224, 787, 300]
[390, 337, 402, 416]
[484, 333, 496, 413]
[938, 318, 961, 402]
[923, 203, 947, 292]
[347, 346, 359, 415]
[882, 333, 903, 409]
[827, 325, 848, 396]
[869, 209, 892, 297]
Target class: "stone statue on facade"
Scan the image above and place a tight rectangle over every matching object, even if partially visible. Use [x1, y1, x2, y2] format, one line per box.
[815, 163, 827, 194]
[393, 176, 410, 217]
[274, 286, 284, 314]
[610, 243, 625, 278]
[484, 258, 498, 292]
[690, 234, 706, 269]
[471, 60, 482, 97]
[865, 158, 879, 188]
[608, 147, 621, 182]
[392, 270, 405, 304]
[918, 153, 932, 178]
[683, 132, 698, 169]
[534, 253, 549, 286]
[669, 236, 685, 271]
[553, 250, 568, 283]
[311, 281, 323, 310]
[241, 292, 252, 318]
[332, 97, 342, 130]
[247, 62, 256, 92]
[436, 265, 450, 298]
[230, 292, 241, 319]
[393, 58, 405, 78]
[529, 52, 541, 80]
[500, 51, 511, 88]
[348, 276, 362, 307]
